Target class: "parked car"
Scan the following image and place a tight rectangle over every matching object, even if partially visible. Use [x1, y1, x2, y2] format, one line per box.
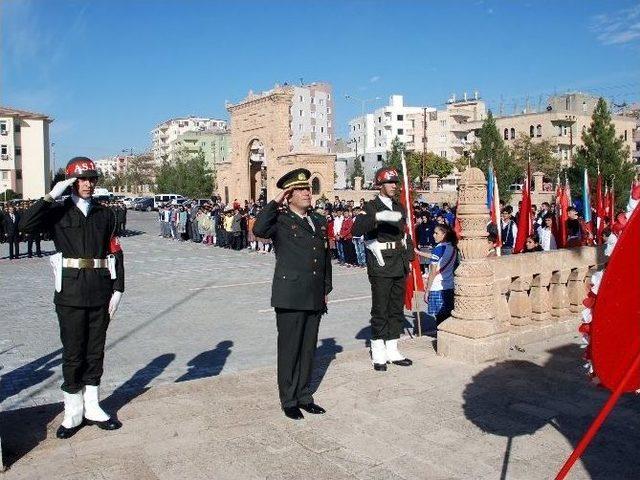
[123, 196, 144, 209]
[193, 198, 212, 207]
[134, 197, 154, 211]
[153, 194, 185, 209]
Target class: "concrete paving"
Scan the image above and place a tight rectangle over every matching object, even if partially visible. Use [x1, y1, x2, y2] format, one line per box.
[1, 332, 639, 479]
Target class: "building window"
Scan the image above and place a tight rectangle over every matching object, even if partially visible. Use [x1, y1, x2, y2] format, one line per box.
[377, 154, 383, 162]
[299, 110, 303, 117]
[1, 171, 7, 180]
[582, 101, 587, 113]
[530, 125, 535, 138]
[15, 146, 21, 156]
[320, 140, 325, 147]
[1, 145, 6, 155]
[299, 95, 303, 102]
[510, 128, 515, 139]
[298, 124, 303, 132]
[311, 177, 320, 194]
[16, 170, 22, 180]
[320, 126, 324, 133]
[0, 121, 6, 134]
[536, 125, 542, 137]
[397, 115, 404, 121]
[624, 130, 628, 141]
[378, 117, 382, 123]
[319, 99, 324, 106]
[397, 128, 404, 135]
[327, 108, 331, 114]
[311, 126, 316, 133]
[504, 128, 509, 140]
[310, 97, 315, 104]
[440, 150, 447, 158]
[378, 129, 382, 136]
[440, 120, 446, 127]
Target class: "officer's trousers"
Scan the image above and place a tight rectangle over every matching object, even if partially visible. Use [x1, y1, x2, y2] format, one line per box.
[55, 304, 110, 394]
[275, 309, 321, 408]
[369, 275, 406, 341]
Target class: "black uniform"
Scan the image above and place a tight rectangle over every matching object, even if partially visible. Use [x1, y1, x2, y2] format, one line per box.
[352, 196, 414, 341]
[19, 197, 125, 393]
[253, 200, 332, 408]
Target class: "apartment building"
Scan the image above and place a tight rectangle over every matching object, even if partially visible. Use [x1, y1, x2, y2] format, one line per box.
[0, 106, 52, 199]
[151, 116, 227, 164]
[464, 93, 637, 167]
[169, 128, 231, 169]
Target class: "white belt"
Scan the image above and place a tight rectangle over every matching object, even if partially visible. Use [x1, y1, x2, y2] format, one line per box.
[62, 258, 109, 269]
[379, 241, 401, 250]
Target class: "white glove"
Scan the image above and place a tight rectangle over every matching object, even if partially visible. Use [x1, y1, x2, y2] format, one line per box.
[108, 291, 123, 319]
[375, 210, 402, 223]
[49, 178, 77, 199]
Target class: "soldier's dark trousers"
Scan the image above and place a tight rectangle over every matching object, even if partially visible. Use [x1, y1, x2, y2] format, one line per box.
[7, 236, 19, 259]
[369, 275, 406, 341]
[275, 309, 321, 408]
[28, 236, 41, 257]
[55, 305, 110, 394]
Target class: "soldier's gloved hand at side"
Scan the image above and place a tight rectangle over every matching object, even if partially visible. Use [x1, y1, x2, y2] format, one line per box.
[375, 210, 402, 223]
[48, 178, 77, 200]
[108, 291, 123, 319]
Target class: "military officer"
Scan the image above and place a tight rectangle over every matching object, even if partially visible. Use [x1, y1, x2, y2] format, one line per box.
[19, 157, 124, 438]
[352, 167, 414, 371]
[253, 168, 332, 420]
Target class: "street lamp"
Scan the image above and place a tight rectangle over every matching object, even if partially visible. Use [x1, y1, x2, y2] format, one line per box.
[345, 95, 381, 172]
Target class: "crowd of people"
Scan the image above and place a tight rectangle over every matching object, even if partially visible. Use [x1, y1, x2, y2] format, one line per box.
[0, 198, 128, 260]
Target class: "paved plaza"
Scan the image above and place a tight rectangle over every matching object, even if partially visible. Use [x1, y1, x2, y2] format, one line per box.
[1, 211, 639, 479]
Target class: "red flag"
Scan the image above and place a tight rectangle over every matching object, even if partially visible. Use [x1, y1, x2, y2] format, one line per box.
[558, 184, 569, 248]
[596, 172, 605, 244]
[399, 184, 425, 310]
[513, 163, 532, 253]
[609, 181, 615, 219]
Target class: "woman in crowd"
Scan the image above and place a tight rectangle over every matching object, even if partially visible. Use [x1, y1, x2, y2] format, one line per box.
[524, 233, 544, 253]
[415, 223, 458, 327]
[537, 214, 557, 251]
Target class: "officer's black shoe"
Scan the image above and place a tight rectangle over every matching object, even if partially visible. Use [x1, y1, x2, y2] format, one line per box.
[390, 358, 413, 367]
[283, 407, 304, 420]
[373, 363, 387, 372]
[84, 417, 122, 430]
[299, 403, 326, 415]
[56, 423, 83, 439]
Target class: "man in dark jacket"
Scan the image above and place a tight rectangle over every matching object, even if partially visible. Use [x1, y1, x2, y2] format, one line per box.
[253, 168, 332, 420]
[2, 204, 21, 259]
[19, 157, 124, 439]
[352, 167, 414, 371]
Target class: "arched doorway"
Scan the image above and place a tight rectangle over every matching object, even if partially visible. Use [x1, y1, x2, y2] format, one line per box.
[248, 139, 267, 202]
[311, 177, 320, 195]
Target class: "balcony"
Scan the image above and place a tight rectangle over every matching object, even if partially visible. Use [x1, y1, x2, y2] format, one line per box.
[448, 108, 473, 119]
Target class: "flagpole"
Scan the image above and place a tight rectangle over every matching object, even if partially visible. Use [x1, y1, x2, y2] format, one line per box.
[400, 151, 421, 337]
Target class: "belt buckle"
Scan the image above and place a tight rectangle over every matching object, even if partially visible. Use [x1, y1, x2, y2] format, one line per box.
[78, 258, 93, 269]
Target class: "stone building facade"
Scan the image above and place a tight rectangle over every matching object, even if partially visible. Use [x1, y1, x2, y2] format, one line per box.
[217, 85, 334, 203]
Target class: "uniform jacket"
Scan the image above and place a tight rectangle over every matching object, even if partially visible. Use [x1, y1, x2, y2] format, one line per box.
[19, 197, 125, 307]
[352, 195, 415, 278]
[253, 200, 332, 311]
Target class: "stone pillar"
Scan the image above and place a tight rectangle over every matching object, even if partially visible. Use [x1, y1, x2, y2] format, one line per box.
[354, 176, 362, 191]
[427, 174, 439, 192]
[533, 171, 545, 191]
[530, 272, 552, 321]
[568, 267, 588, 313]
[437, 167, 509, 363]
[550, 269, 571, 318]
[508, 276, 533, 325]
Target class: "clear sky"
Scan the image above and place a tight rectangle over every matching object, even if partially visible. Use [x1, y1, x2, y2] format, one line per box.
[2, 0, 639, 169]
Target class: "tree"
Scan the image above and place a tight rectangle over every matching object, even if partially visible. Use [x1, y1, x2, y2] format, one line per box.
[154, 149, 214, 198]
[568, 97, 634, 211]
[468, 111, 520, 201]
[0, 189, 21, 201]
[384, 136, 405, 172]
[350, 155, 364, 189]
[126, 153, 155, 194]
[407, 151, 454, 183]
[511, 134, 560, 177]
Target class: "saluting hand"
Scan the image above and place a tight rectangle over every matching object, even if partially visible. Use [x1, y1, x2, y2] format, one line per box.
[274, 187, 294, 205]
[48, 178, 77, 200]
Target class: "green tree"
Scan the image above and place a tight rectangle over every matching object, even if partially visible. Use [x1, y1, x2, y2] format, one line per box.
[567, 97, 634, 211]
[154, 149, 214, 198]
[510, 134, 560, 177]
[384, 136, 404, 172]
[468, 111, 520, 201]
[407, 151, 454, 182]
[350, 155, 364, 189]
[1, 189, 21, 201]
[126, 153, 155, 194]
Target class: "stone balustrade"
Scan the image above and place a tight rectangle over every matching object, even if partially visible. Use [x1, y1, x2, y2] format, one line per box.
[489, 246, 605, 332]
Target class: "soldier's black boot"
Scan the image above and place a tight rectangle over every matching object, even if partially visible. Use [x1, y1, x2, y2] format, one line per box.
[371, 339, 387, 372]
[385, 339, 413, 367]
[283, 406, 304, 420]
[56, 424, 83, 439]
[299, 403, 326, 415]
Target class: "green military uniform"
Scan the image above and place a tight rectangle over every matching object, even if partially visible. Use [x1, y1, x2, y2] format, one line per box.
[252, 169, 332, 413]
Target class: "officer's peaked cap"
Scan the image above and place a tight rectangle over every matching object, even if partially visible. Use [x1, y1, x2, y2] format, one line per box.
[276, 168, 312, 190]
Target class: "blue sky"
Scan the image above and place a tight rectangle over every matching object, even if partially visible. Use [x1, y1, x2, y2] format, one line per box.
[2, 0, 639, 170]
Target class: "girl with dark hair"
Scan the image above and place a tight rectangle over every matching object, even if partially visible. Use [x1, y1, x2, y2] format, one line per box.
[415, 223, 458, 329]
[524, 233, 544, 252]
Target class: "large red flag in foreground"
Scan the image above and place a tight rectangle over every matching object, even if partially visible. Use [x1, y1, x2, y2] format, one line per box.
[399, 184, 425, 310]
[513, 163, 532, 253]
